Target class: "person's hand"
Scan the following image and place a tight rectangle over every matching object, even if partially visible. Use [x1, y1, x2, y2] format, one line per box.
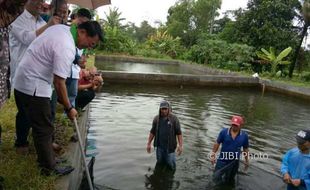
[243, 160, 249, 172]
[92, 80, 100, 90]
[67, 108, 78, 120]
[291, 179, 301, 186]
[210, 153, 216, 165]
[283, 173, 291, 184]
[47, 15, 62, 26]
[177, 146, 183, 155]
[146, 143, 152, 153]
[94, 75, 103, 84]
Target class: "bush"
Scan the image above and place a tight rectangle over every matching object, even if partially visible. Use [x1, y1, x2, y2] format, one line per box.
[185, 37, 254, 71]
[145, 31, 184, 59]
[300, 72, 310, 82]
[98, 26, 137, 55]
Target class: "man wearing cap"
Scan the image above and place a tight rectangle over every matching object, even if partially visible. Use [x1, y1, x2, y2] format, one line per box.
[146, 100, 183, 170]
[281, 129, 310, 190]
[210, 115, 249, 184]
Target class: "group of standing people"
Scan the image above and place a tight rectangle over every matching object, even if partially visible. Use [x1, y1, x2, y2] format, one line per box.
[0, 0, 103, 176]
[146, 101, 309, 190]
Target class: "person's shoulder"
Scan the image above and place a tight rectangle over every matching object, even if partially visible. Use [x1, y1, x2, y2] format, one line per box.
[217, 127, 227, 135]
[240, 129, 249, 136]
[11, 10, 27, 25]
[49, 24, 70, 32]
[283, 147, 300, 157]
[169, 113, 180, 120]
[217, 128, 228, 138]
[153, 115, 159, 121]
[221, 127, 229, 133]
[46, 25, 73, 43]
[289, 147, 299, 153]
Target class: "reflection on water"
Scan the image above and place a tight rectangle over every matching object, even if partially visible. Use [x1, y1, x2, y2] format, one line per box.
[144, 163, 179, 190]
[87, 84, 310, 190]
[95, 61, 200, 74]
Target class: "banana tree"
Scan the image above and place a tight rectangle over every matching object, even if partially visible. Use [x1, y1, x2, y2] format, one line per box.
[256, 47, 292, 76]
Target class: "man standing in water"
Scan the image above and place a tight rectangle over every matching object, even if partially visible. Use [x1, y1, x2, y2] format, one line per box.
[210, 115, 249, 184]
[146, 100, 183, 170]
[281, 129, 310, 190]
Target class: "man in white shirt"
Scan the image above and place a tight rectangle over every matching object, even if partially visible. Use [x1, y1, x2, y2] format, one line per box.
[9, 0, 63, 88]
[9, 0, 65, 153]
[14, 21, 103, 175]
[65, 8, 92, 108]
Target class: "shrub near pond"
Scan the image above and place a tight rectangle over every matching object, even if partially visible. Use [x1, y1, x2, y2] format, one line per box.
[185, 39, 254, 71]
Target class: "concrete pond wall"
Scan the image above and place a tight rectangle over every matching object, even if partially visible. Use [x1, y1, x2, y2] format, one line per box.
[97, 55, 310, 101]
[55, 107, 90, 190]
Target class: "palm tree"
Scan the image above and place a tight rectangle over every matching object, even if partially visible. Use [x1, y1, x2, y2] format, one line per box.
[104, 7, 126, 29]
[289, 0, 310, 78]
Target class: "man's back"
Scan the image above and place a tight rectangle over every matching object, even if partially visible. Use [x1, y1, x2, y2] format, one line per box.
[14, 24, 75, 98]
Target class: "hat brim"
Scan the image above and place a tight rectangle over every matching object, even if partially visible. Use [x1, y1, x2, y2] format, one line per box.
[160, 106, 169, 109]
[231, 122, 241, 127]
[296, 136, 307, 145]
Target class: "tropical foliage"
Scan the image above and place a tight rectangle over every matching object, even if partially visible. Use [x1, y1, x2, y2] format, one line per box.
[146, 31, 183, 58]
[186, 35, 254, 71]
[97, 0, 310, 79]
[256, 47, 292, 76]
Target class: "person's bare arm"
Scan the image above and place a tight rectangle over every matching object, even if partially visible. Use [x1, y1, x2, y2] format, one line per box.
[53, 74, 77, 120]
[36, 15, 62, 36]
[211, 142, 220, 165]
[243, 148, 249, 165]
[176, 134, 183, 155]
[146, 133, 155, 153]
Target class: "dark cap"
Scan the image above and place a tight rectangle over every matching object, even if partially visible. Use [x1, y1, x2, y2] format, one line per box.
[159, 100, 169, 109]
[296, 129, 310, 145]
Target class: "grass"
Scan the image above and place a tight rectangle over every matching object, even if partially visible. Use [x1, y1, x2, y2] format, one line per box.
[0, 52, 96, 189]
[0, 97, 73, 190]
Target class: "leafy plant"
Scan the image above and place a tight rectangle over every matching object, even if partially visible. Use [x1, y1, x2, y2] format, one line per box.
[256, 47, 292, 76]
[146, 30, 183, 58]
[185, 36, 254, 71]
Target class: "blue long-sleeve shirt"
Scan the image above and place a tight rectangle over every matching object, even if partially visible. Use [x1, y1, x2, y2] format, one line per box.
[281, 147, 310, 190]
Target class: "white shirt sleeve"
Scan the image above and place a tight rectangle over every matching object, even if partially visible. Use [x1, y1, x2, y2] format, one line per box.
[11, 20, 37, 46]
[53, 43, 75, 79]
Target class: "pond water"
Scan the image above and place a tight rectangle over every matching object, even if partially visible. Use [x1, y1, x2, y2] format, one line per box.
[95, 61, 201, 75]
[86, 84, 310, 190]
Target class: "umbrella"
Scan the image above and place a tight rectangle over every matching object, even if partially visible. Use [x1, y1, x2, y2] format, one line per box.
[67, 0, 111, 9]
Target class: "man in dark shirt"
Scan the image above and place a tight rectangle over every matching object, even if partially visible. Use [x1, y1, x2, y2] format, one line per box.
[146, 100, 183, 170]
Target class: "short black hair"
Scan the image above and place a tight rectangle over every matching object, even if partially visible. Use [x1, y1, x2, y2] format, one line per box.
[77, 8, 92, 20]
[78, 21, 104, 42]
[70, 13, 76, 20]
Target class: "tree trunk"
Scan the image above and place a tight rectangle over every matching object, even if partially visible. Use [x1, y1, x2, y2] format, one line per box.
[288, 23, 309, 78]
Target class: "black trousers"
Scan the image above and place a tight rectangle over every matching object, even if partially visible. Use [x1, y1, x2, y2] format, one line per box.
[213, 160, 239, 184]
[76, 89, 95, 109]
[14, 89, 56, 170]
[14, 89, 31, 147]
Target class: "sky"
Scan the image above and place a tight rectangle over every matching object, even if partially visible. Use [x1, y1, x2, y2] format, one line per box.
[97, 0, 249, 26]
